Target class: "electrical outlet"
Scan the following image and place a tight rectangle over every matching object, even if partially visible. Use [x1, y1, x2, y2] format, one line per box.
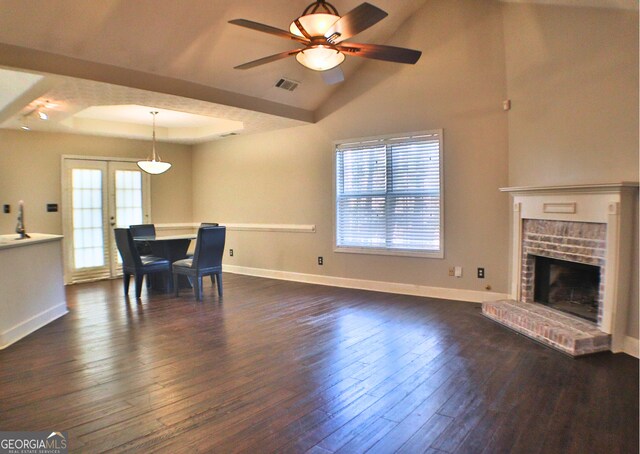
[448, 267, 455, 276]
[454, 266, 463, 278]
[477, 267, 485, 279]
[229, 249, 234, 257]
[318, 256, 323, 265]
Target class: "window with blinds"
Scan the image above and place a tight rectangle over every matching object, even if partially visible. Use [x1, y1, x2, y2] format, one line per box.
[335, 130, 443, 257]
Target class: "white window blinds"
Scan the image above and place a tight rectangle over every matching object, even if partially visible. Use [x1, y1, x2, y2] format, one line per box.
[335, 131, 442, 256]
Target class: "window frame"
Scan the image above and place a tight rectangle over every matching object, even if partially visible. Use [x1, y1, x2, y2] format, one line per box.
[333, 129, 444, 259]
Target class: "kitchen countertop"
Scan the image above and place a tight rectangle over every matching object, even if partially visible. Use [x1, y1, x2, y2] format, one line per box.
[0, 233, 64, 250]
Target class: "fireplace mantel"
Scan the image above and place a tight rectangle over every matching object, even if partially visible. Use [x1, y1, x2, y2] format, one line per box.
[500, 182, 639, 195]
[503, 182, 638, 354]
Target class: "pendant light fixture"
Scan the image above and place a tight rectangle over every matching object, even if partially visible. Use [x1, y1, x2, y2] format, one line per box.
[137, 111, 172, 175]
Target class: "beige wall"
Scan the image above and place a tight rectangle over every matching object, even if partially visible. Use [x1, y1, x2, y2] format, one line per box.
[503, 4, 639, 186]
[193, 0, 511, 294]
[0, 129, 193, 235]
[503, 4, 639, 339]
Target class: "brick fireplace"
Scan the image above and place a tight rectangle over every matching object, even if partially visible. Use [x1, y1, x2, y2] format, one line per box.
[483, 183, 637, 356]
[520, 219, 605, 323]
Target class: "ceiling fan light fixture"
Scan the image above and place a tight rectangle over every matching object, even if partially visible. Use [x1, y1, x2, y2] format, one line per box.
[289, 13, 340, 37]
[296, 45, 345, 71]
[137, 111, 172, 175]
[230, 1, 421, 75]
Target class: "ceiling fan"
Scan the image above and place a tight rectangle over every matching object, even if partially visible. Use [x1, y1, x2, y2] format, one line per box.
[229, 1, 422, 83]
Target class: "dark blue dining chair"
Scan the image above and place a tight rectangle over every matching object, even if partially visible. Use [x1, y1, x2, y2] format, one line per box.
[172, 226, 226, 301]
[185, 223, 219, 259]
[130, 224, 155, 256]
[114, 228, 172, 299]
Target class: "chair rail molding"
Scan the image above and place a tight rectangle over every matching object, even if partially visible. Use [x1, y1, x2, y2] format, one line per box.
[155, 222, 316, 233]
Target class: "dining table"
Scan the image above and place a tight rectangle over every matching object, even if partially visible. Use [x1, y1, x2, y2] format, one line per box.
[133, 233, 196, 292]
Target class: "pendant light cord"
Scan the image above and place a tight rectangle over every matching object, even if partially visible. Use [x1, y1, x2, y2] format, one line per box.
[151, 111, 158, 161]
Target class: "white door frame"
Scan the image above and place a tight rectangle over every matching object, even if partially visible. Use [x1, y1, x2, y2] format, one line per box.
[61, 155, 152, 284]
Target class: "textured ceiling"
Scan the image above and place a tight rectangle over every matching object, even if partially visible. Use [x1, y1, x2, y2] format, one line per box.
[0, 70, 307, 143]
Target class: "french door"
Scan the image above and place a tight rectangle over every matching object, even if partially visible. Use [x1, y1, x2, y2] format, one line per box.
[62, 158, 151, 284]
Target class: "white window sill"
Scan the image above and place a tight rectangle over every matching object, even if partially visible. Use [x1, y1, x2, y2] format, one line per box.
[334, 246, 444, 259]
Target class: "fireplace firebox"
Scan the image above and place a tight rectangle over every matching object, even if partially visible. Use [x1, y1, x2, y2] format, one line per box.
[533, 256, 600, 322]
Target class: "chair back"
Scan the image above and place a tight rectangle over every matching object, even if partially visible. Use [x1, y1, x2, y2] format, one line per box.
[192, 226, 226, 269]
[130, 224, 156, 239]
[114, 228, 142, 268]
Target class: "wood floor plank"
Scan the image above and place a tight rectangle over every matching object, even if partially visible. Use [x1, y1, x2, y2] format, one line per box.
[0, 274, 636, 454]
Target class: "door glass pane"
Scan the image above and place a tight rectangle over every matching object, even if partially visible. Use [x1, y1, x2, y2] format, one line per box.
[114, 170, 144, 265]
[115, 170, 144, 227]
[72, 169, 105, 269]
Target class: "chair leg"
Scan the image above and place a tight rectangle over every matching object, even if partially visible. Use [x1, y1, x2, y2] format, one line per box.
[210, 274, 216, 287]
[165, 271, 173, 293]
[135, 274, 144, 299]
[174, 273, 180, 297]
[215, 272, 223, 297]
[195, 276, 202, 301]
[123, 273, 131, 295]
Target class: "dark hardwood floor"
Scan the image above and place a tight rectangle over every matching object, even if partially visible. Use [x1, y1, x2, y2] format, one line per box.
[0, 273, 637, 453]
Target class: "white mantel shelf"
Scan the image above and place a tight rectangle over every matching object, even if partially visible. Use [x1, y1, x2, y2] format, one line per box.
[0, 233, 64, 250]
[500, 182, 639, 194]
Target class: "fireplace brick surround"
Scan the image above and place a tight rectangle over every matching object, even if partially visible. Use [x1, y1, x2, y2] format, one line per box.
[482, 183, 638, 356]
[520, 219, 606, 324]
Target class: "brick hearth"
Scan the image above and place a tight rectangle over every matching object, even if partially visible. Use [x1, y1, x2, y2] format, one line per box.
[482, 300, 611, 356]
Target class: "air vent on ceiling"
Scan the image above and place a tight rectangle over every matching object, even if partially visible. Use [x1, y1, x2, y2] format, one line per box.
[275, 78, 300, 92]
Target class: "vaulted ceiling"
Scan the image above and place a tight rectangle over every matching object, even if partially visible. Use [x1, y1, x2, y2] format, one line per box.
[0, 0, 635, 142]
[0, 0, 429, 142]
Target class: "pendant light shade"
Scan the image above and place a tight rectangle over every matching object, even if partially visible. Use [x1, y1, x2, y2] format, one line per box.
[137, 159, 172, 175]
[137, 111, 172, 175]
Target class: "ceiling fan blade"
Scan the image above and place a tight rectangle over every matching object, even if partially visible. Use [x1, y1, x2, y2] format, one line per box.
[324, 3, 388, 44]
[234, 49, 302, 70]
[336, 43, 422, 64]
[321, 66, 345, 85]
[229, 19, 309, 44]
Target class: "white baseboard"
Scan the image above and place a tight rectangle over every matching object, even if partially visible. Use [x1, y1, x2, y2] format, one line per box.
[623, 336, 639, 358]
[223, 264, 509, 303]
[0, 303, 68, 350]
